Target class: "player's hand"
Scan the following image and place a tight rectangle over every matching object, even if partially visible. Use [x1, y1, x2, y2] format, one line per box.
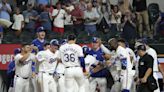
[32, 72, 36, 78]
[141, 77, 147, 83]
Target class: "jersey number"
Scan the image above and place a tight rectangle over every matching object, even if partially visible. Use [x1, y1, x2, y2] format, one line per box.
[64, 53, 75, 62]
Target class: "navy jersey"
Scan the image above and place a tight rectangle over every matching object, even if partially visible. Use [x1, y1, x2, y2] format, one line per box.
[32, 39, 46, 51]
[88, 48, 105, 62]
[7, 60, 15, 87]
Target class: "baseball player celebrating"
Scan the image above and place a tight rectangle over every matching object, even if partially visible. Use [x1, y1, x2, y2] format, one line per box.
[108, 38, 132, 92]
[59, 34, 86, 92]
[36, 39, 60, 92]
[117, 39, 137, 92]
[14, 44, 36, 92]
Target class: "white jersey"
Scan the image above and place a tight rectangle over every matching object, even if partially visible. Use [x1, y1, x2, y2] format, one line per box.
[126, 48, 137, 66]
[59, 43, 84, 67]
[146, 48, 159, 72]
[36, 49, 60, 73]
[15, 53, 35, 78]
[85, 55, 97, 72]
[116, 46, 132, 71]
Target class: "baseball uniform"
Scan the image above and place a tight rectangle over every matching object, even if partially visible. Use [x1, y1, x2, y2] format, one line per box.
[115, 46, 133, 92]
[14, 53, 35, 92]
[59, 43, 85, 92]
[36, 49, 59, 92]
[146, 47, 160, 92]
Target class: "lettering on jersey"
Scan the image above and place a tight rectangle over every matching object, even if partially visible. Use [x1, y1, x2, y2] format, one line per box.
[63, 48, 78, 54]
[121, 58, 127, 69]
[49, 58, 56, 64]
[23, 59, 32, 65]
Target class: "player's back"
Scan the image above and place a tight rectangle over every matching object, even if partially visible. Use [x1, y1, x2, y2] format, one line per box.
[59, 43, 84, 67]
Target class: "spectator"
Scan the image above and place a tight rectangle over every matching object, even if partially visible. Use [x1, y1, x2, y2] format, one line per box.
[155, 12, 164, 38]
[63, 2, 74, 32]
[0, 0, 12, 21]
[23, 3, 39, 35]
[16, 0, 28, 7]
[96, 0, 111, 33]
[32, 26, 46, 51]
[71, 2, 84, 35]
[0, 25, 3, 44]
[133, 0, 151, 38]
[39, 5, 52, 37]
[121, 10, 136, 43]
[52, 2, 66, 35]
[12, 7, 24, 37]
[79, 0, 87, 11]
[84, 2, 100, 36]
[118, 0, 131, 15]
[110, 5, 122, 34]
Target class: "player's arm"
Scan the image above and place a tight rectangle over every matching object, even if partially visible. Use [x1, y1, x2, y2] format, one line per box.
[79, 57, 86, 72]
[19, 53, 30, 63]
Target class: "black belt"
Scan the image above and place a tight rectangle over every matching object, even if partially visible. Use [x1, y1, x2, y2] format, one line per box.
[65, 66, 80, 68]
[16, 75, 29, 79]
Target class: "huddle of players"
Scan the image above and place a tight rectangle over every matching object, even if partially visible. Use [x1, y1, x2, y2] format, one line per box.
[10, 34, 161, 92]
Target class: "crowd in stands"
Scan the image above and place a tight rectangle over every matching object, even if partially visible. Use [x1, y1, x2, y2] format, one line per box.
[0, 0, 163, 45]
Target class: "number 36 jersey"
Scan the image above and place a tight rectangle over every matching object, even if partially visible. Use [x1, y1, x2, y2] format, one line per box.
[59, 43, 84, 67]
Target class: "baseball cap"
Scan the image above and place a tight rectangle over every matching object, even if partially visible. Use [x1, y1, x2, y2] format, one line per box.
[36, 26, 46, 33]
[92, 37, 99, 43]
[67, 34, 76, 41]
[82, 45, 90, 54]
[50, 39, 59, 46]
[14, 48, 21, 55]
[137, 45, 146, 51]
[60, 39, 67, 45]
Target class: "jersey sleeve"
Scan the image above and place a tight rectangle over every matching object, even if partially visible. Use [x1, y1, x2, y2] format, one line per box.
[78, 46, 84, 57]
[146, 55, 154, 69]
[14, 54, 23, 65]
[36, 51, 45, 62]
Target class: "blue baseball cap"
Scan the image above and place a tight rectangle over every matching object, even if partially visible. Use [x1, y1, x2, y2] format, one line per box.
[36, 26, 46, 33]
[92, 37, 99, 43]
[60, 39, 67, 45]
[82, 45, 90, 54]
[14, 48, 21, 55]
[50, 39, 59, 46]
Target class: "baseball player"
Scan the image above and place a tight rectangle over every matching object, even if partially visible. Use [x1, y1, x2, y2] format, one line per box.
[88, 37, 111, 92]
[7, 48, 21, 92]
[32, 26, 46, 51]
[59, 34, 86, 92]
[36, 39, 60, 92]
[82, 45, 98, 92]
[55, 39, 68, 92]
[135, 39, 160, 92]
[14, 44, 36, 92]
[117, 39, 137, 92]
[108, 38, 132, 92]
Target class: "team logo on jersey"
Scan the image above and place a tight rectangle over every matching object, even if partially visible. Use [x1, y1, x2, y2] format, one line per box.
[49, 58, 56, 64]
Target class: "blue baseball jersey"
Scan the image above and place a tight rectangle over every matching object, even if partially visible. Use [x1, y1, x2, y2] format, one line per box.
[88, 48, 105, 62]
[32, 39, 46, 51]
[7, 60, 15, 87]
